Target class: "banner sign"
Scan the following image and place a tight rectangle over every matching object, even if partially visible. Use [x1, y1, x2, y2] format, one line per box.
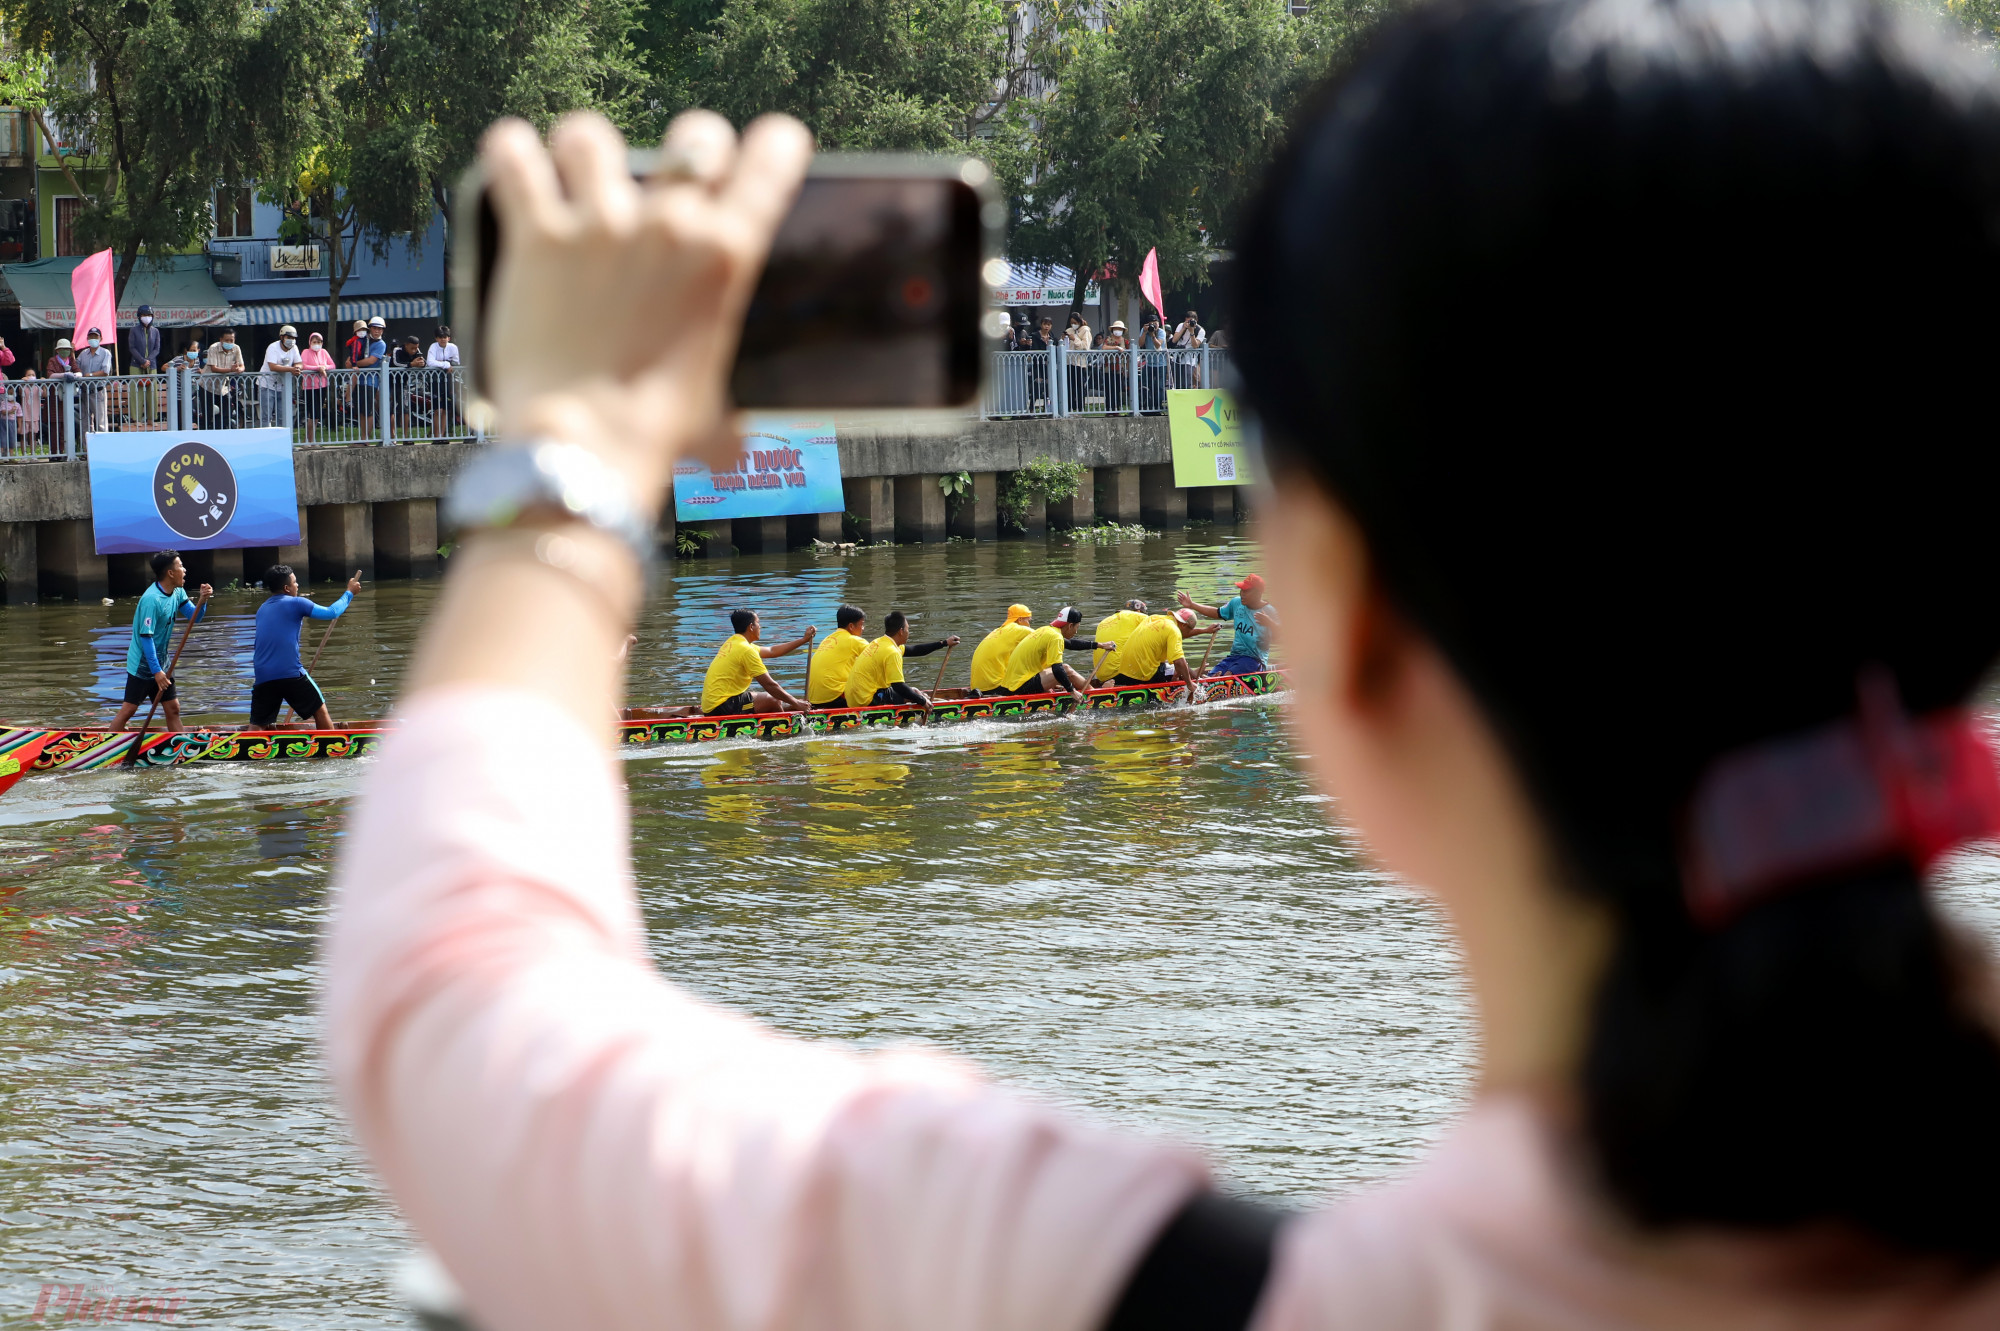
[1167, 389, 1255, 487]
[671, 416, 843, 522]
[87, 428, 301, 554]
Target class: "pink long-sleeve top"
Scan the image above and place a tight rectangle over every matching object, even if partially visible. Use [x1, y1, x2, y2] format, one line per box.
[326, 688, 2000, 1331]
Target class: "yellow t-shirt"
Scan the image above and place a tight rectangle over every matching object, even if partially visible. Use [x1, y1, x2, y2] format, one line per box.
[1091, 609, 1147, 681]
[1113, 615, 1186, 683]
[808, 628, 871, 705]
[1001, 625, 1066, 692]
[970, 622, 1033, 691]
[701, 634, 767, 713]
[844, 635, 908, 707]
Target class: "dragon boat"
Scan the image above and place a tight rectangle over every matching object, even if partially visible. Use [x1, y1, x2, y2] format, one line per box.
[0, 669, 1286, 787]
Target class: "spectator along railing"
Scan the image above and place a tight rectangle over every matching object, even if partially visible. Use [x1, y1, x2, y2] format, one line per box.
[0, 347, 1231, 460]
[0, 363, 481, 460]
[980, 345, 1235, 419]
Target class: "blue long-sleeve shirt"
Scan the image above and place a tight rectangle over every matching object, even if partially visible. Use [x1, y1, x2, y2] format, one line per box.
[125, 584, 204, 676]
[254, 591, 351, 682]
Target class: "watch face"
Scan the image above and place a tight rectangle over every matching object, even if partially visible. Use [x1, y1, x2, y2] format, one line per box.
[154, 443, 237, 540]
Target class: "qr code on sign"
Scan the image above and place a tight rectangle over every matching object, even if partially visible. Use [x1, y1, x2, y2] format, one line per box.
[1215, 453, 1237, 481]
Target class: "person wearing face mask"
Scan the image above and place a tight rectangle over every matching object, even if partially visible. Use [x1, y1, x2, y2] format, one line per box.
[128, 306, 162, 427]
[75, 327, 113, 434]
[261, 325, 303, 429]
[205, 328, 245, 427]
[299, 330, 334, 442]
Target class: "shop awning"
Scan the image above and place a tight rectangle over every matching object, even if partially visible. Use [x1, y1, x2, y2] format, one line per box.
[227, 295, 441, 327]
[991, 261, 1101, 308]
[1, 254, 234, 328]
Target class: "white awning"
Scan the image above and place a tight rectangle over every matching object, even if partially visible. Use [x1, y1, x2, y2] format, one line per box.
[227, 295, 442, 326]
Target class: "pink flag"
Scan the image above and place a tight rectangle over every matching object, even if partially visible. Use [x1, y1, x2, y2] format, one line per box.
[1139, 247, 1165, 321]
[71, 248, 116, 358]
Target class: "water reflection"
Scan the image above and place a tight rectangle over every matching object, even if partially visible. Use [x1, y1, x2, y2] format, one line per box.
[0, 526, 1506, 1326]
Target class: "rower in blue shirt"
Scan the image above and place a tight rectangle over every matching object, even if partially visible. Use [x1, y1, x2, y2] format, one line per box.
[109, 550, 212, 733]
[251, 564, 363, 728]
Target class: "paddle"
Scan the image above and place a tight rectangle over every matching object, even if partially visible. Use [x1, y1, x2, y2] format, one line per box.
[922, 643, 956, 718]
[307, 570, 362, 671]
[125, 589, 210, 766]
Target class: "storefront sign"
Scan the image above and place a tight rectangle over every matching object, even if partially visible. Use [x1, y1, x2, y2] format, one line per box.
[1167, 389, 1256, 487]
[671, 416, 844, 522]
[268, 245, 322, 274]
[87, 428, 301, 553]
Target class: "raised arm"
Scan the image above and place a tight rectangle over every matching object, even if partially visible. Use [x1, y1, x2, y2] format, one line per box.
[759, 625, 816, 659]
[324, 111, 1209, 1331]
[1176, 591, 1223, 620]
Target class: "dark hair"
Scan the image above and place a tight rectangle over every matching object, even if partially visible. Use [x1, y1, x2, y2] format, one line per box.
[1239, 0, 2000, 1265]
[148, 550, 180, 578]
[836, 605, 865, 627]
[262, 564, 295, 595]
[729, 608, 757, 635]
[884, 610, 908, 635]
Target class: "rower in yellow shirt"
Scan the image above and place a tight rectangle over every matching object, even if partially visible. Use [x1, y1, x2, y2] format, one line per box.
[1091, 599, 1151, 684]
[1108, 609, 1216, 688]
[968, 604, 1036, 694]
[807, 605, 872, 708]
[682, 609, 815, 716]
[844, 611, 961, 707]
[998, 607, 1106, 700]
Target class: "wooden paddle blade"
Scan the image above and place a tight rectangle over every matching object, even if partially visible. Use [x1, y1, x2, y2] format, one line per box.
[0, 733, 54, 798]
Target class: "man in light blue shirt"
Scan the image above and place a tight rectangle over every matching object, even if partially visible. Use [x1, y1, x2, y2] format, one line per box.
[250, 564, 362, 728]
[109, 550, 211, 732]
[1178, 574, 1277, 677]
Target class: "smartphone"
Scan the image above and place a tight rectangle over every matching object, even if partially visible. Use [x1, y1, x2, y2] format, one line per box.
[456, 152, 1002, 410]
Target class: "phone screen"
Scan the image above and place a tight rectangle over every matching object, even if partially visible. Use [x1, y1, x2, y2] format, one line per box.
[469, 163, 990, 409]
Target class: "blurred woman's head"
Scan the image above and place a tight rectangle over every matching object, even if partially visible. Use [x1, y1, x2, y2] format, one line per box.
[1240, 0, 2000, 1268]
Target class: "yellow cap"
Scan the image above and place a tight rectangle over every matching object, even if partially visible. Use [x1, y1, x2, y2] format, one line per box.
[1006, 604, 1031, 623]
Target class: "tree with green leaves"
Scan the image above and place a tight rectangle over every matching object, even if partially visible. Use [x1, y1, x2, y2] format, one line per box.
[251, 0, 647, 347]
[998, 0, 1304, 326]
[0, 0, 360, 303]
[680, 0, 1021, 148]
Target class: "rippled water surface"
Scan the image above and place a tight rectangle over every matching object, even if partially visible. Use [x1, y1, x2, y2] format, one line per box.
[3, 526, 1463, 1323]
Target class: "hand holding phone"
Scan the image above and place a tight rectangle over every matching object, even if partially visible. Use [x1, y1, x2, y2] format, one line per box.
[463, 138, 1000, 413]
[475, 109, 813, 504]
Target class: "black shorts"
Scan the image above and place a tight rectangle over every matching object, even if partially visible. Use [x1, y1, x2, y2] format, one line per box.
[1003, 663, 1082, 696]
[122, 672, 177, 704]
[251, 676, 325, 726]
[706, 690, 754, 717]
[1115, 666, 1171, 687]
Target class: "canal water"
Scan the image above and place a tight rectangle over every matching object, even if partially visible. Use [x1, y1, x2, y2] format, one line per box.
[6, 525, 1997, 1326]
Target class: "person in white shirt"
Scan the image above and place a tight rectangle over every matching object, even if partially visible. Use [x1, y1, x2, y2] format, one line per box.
[1172, 309, 1206, 387]
[260, 325, 303, 428]
[424, 325, 461, 369]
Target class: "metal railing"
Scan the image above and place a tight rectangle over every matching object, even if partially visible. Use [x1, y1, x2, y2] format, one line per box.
[0, 346, 1227, 460]
[0, 364, 481, 459]
[980, 344, 1234, 419]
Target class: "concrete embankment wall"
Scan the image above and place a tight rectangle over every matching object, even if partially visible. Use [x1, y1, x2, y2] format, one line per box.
[0, 417, 1249, 604]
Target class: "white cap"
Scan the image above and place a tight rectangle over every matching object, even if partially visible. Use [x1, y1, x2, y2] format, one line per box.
[279, 324, 297, 336]
[368, 316, 386, 327]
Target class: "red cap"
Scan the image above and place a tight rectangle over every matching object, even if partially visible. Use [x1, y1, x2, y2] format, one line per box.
[1234, 574, 1264, 593]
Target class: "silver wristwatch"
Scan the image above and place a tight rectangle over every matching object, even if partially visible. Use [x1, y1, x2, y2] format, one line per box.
[442, 441, 656, 567]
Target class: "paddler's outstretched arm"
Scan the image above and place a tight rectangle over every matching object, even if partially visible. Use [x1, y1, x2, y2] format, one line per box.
[1176, 590, 1223, 619]
[753, 670, 803, 708]
[308, 575, 364, 619]
[759, 626, 815, 659]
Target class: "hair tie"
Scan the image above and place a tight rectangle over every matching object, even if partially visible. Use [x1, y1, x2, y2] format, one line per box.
[1683, 668, 2000, 927]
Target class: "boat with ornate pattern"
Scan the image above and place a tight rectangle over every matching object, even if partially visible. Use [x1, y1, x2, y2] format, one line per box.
[0, 669, 1286, 782]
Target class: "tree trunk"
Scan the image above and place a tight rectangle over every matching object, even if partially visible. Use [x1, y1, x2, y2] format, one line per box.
[114, 234, 141, 308]
[1067, 249, 1092, 329]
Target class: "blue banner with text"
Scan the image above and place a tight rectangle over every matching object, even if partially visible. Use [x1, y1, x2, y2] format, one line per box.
[671, 416, 843, 523]
[87, 428, 301, 555]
